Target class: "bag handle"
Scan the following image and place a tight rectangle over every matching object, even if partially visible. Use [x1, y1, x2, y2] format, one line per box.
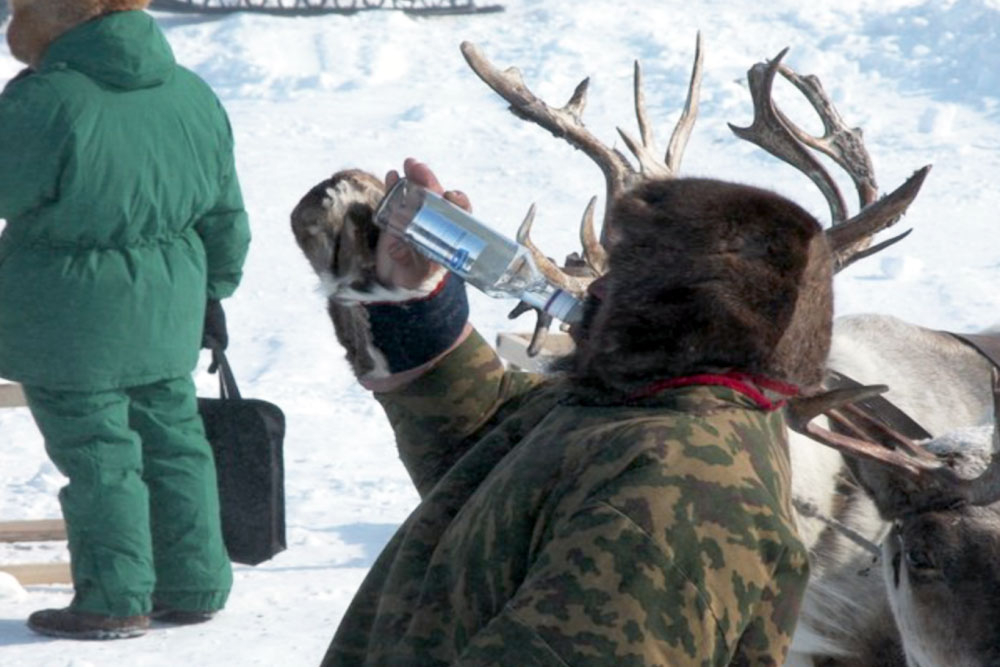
[209, 345, 243, 401]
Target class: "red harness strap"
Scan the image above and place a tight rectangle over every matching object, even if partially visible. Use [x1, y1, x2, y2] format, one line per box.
[629, 371, 799, 411]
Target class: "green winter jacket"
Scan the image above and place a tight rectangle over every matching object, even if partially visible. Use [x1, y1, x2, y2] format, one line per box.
[324, 330, 809, 666]
[0, 10, 250, 390]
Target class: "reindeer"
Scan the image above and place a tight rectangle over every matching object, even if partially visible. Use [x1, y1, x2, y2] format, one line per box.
[289, 38, 998, 666]
[784, 381, 1000, 667]
[724, 48, 999, 667]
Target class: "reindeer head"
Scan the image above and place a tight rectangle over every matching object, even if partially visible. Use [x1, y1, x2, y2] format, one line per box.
[861, 430, 1000, 667]
[787, 380, 1000, 666]
[882, 473, 1000, 667]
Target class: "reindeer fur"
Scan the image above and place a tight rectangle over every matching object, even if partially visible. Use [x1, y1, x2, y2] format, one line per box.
[289, 170, 393, 380]
[788, 316, 1000, 667]
[289, 170, 385, 301]
[865, 430, 1000, 667]
[290, 169, 456, 382]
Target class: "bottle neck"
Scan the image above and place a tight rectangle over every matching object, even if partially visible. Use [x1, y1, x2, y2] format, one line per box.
[520, 286, 583, 324]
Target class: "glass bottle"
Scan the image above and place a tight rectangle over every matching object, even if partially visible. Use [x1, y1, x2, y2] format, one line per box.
[373, 178, 583, 324]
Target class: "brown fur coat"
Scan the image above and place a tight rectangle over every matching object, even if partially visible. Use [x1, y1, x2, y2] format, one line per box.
[570, 177, 833, 396]
[6, 0, 149, 67]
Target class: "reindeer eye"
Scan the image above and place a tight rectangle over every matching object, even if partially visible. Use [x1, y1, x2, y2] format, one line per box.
[905, 547, 937, 572]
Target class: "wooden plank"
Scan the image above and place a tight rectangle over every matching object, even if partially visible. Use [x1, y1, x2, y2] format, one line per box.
[0, 382, 26, 408]
[0, 519, 67, 543]
[0, 562, 72, 585]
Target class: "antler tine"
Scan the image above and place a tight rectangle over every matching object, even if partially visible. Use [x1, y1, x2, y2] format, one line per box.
[509, 205, 597, 358]
[525, 310, 554, 357]
[506, 299, 554, 358]
[827, 165, 932, 270]
[729, 48, 849, 224]
[773, 64, 877, 208]
[773, 64, 933, 268]
[838, 402, 938, 462]
[834, 228, 913, 273]
[786, 386, 947, 477]
[616, 64, 671, 180]
[788, 384, 1000, 507]
[664, 31, 704, 173]
[462, 38, 705, 257]
[616, 32, 704, 180]
[516, 205, 593, 296]
[460, 41, 636, 219]
[462, 40, 641, 358]
[731, 48, 932, 270]
[784, 384, 886, 435]
[579, 196, 608, 275]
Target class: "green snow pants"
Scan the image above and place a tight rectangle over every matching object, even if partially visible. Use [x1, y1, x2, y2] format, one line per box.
[23, 375, 232, 617]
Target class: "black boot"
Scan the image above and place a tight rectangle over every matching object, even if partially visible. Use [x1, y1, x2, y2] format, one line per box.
[150, 604, 217, 625]
[27, 607, 149, 640]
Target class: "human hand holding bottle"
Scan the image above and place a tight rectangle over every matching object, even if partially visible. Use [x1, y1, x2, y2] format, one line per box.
[356, 158, 473, 393]
[378, 158, 471, 290]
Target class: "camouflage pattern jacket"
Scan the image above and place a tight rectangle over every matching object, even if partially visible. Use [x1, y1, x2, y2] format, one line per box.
[322, 330, 809, 666]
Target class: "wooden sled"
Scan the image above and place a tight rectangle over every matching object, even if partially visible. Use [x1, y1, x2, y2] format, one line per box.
[0, 519, 71, 585]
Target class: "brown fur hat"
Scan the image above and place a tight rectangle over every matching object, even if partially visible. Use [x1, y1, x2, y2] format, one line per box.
[570, 177, 833, 395]
[7, 0, 150, 66]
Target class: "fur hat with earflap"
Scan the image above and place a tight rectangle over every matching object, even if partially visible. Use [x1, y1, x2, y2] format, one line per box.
[569, 177, 834, 397]
[6, 0, 150, 67]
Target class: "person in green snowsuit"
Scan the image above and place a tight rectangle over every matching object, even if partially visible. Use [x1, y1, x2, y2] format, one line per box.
[0, 0, 250, 639]
[290, 159, 835, 665]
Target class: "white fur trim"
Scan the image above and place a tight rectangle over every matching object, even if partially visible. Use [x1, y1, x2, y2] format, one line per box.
[320, 265, 448, 305]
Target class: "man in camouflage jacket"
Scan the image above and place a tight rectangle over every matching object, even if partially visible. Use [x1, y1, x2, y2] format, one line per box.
[291, 159, 834, 666]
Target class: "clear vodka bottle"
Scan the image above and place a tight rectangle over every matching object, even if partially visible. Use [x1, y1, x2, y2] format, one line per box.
[374, 178, 583, 324]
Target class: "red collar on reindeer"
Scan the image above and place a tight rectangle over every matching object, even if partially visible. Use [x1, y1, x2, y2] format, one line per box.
[629, 371, 800, 411]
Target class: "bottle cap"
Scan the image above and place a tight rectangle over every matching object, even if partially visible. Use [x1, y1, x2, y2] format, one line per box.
[544, 290, 584, 324]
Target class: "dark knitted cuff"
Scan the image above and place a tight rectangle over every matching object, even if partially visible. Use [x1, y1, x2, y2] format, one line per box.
[364, 273, 469, 374]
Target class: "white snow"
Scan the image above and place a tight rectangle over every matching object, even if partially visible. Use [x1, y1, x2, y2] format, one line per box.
[1, 0, 999, 664]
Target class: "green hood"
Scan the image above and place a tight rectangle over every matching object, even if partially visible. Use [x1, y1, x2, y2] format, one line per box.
[42, 11, 174, 89]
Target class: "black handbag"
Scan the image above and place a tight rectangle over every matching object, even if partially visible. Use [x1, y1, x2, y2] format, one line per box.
[198, 347, 287, 566]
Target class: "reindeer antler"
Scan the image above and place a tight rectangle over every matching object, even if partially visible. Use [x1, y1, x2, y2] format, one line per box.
[459, 35, 704, 354]
[729, 48, 932, 271]
[463, 41, 930, 358]
[786, 374, 1000, 507]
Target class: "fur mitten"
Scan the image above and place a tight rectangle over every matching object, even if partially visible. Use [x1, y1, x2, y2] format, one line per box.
[291, 170, 469, 385]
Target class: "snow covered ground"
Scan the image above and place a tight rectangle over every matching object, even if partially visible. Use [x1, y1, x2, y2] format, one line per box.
[1, 0, 999, 664]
